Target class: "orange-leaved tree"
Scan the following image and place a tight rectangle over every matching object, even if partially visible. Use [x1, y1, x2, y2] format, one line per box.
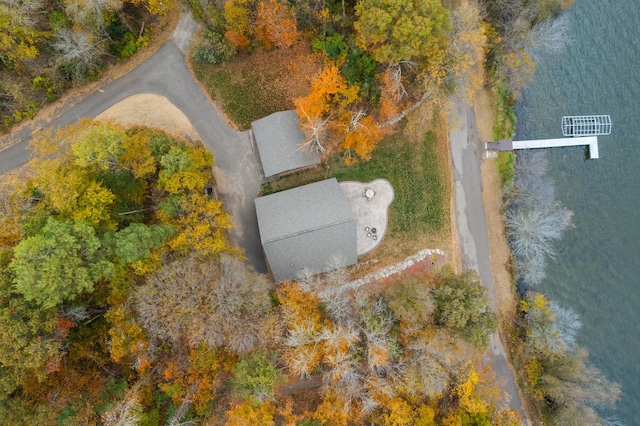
[255, 0, 300, 49]
[295, 64, 377, 159]
[337, 111, 383, 163]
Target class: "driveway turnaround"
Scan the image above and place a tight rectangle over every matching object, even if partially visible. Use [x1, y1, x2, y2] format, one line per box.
[0, 11, 267, 272]
[449, 100, 525, 419]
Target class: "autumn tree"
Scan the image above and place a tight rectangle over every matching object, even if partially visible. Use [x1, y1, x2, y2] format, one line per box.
[158, 145, 213, 195]
[135, 255, 273, 353]
[294, 64, 382, 161]
[277, 281, 325, 377]
[70, 121, 128, 172]
[354, 0, 451, 65]
[226, 399, 275, 426]
[11, 217, 113, 309]
[338, 111, 383, 163]
[159, 344, 230, 419]
[33, 162, 117, 229]
[448, 0, 487, 99]
[256, 0, 300, 49]
[160, 192, 234, 257]
[0, 0, 42, 69]
[224, 0, 252, 49]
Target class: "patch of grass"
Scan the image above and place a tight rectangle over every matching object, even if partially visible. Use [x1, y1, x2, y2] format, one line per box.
[190, 43, 319, 129]
[495, 151, 515, 189]
[192, 61, 279, 129]
[262, 128, 447, 238]
[492, 82, 517, 140]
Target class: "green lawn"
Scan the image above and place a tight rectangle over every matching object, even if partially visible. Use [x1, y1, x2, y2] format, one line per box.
[192, 62, 283, 129]
[262, 129, 447, 239]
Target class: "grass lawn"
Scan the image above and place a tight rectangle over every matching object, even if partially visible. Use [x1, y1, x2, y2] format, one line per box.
[262, 122, 454, 270]
[190, 42, 320, 130]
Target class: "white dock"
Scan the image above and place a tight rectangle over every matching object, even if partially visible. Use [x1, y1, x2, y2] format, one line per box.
[486, 136, 600, 159]
[512, 136, 599, 159]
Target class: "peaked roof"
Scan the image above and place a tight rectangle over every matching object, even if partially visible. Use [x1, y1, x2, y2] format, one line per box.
[255, 178, 357, 281]
[251, 110, 320, 178]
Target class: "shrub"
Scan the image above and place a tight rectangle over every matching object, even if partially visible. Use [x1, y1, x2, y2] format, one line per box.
[311, 32, 348, 61]
[432, 267, 498, 349]
[195, 31, 236, 64]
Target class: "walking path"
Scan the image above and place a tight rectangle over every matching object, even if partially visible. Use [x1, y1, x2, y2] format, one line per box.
[0, 11, 267, 272]
[449, 100, 525, 419]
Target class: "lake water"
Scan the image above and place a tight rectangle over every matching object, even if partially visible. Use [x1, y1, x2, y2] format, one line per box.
[514, 0, 640, 423]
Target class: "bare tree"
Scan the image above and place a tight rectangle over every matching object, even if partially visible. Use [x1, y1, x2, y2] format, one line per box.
[542, 347, 621, 425]
[102, 380, 145, 426]
[53, 28, 105, 83]
[512, 150, 556, 208]
[64, 0, 123, 31]
[525, 12, 573, 60]
[402, 330, 469, 398]
[550, 301, 582, 350]
[507, 203, 573, 263]
[135, 255, 273, 353]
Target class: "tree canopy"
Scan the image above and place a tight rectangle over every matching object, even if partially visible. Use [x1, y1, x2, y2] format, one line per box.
[12, 217, 113, 309]
[354, 0, 452, 65]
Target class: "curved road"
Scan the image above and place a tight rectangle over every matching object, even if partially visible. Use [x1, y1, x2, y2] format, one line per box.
[450, 100, 525, 420]
[0, 12, 267, 272]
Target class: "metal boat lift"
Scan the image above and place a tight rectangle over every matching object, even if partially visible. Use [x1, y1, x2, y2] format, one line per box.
[561, 115, 612, 137]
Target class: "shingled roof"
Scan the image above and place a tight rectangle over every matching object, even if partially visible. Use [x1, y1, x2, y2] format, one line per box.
[255, 178, 357, 282]
[251, 110, 321, 178]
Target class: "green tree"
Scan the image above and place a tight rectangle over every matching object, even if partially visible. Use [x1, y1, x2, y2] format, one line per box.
[111, 223, 173, 264]
[232, 351, 283, 403]
[354, 0, 451, 64]
[432, 268, 497, 349]
[11, 217, 113, 309]
[0, 251, 62, 398]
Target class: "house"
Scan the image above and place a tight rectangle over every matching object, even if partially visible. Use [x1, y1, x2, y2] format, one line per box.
[254, 178, 357, 282]
[251, 110, 321, 179]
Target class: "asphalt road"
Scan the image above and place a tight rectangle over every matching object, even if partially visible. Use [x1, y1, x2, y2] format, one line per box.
[0, 12, 267, 272]
[449, 100, 525, 419]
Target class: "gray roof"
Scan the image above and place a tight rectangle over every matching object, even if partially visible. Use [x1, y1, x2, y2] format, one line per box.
[251, 110, 321, 178]
[255, 178, 357, 282]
